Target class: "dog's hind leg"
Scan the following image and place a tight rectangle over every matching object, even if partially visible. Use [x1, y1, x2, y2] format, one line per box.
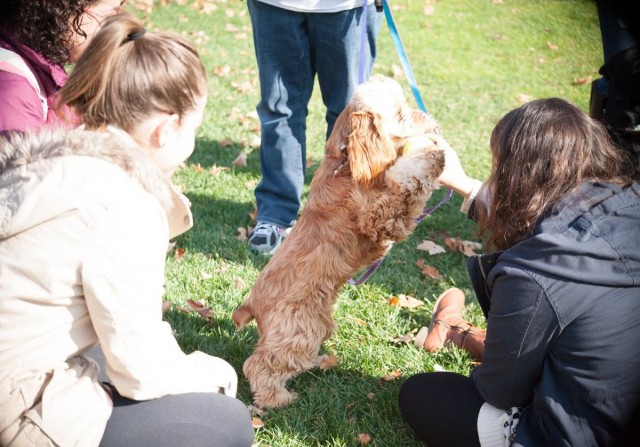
[243, 310, 331, 408]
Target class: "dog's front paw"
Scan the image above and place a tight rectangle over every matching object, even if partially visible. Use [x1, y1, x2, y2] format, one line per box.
[254, 388, 298, 409]
[389, 144, 445, 191]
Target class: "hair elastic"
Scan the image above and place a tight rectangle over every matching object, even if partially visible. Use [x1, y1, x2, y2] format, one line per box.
[124, 28, 146, 43]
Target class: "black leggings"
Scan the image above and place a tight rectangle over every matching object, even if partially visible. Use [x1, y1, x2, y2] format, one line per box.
[87, 346, 254, 447]
[100, 385, 254, 447]
[398, 372, 485, 447]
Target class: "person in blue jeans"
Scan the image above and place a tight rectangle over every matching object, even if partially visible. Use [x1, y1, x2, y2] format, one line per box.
[246, 0, 381, 254]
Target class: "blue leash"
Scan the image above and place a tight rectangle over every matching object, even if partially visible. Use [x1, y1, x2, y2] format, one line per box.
[349, 0, 452, 286]
[381, 0, 428, 113]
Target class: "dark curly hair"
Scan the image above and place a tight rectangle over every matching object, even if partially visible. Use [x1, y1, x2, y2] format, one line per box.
[0, 0, 99, 65]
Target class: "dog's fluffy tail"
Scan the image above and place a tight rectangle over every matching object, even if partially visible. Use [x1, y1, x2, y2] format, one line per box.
[232, 304, 254, 329]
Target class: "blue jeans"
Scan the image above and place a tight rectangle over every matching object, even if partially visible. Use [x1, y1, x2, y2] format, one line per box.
[247, 0, 381, 228]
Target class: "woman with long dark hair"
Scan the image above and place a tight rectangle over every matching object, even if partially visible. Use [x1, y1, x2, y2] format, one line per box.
[401, 98, 640, 446]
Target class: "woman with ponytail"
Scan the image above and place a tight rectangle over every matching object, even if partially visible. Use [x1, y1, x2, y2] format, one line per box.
[0, 14, 253, 447]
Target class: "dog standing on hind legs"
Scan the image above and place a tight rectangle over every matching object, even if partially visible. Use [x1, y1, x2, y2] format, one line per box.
[232, 75, 445, 409]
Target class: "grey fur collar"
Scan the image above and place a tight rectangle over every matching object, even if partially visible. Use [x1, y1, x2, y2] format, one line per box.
[0, 127, 173, 212]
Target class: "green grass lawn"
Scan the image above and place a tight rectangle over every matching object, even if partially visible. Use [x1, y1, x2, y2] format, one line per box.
[128, 0, 601, 445]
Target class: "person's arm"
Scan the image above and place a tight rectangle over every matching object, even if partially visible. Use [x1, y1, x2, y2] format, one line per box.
[0, 71, 46, 132]
[471, 266, 560, 409]
[81, 187, 237, 400]
[427, 134, 484, 216]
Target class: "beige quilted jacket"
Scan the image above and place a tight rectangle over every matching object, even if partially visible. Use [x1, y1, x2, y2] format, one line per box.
[0, 128, 238, 446]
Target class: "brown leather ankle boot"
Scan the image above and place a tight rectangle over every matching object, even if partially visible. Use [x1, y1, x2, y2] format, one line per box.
[460, 327, 486, 361]
[414, 288, 486, 361]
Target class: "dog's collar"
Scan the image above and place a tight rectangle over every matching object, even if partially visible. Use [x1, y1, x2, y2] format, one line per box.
[333, 146, 348, 176]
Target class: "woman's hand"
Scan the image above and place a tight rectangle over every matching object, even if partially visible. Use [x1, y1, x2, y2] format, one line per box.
[428, 134, 477, 198]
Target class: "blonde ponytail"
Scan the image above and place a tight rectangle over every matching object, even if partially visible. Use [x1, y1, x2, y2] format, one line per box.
[59, 13, 207, 131]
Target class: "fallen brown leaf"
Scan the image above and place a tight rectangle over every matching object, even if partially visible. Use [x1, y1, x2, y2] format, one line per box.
[397, 294, 424, 309]
[382, 370, 402, 382]
[444, 237, 482, 257]
[236, 227, 248, 241]
[416, 259, 441, 279]
[390, 328, 418, 344]
[348, 316, 369, 326]
[209, 165, 229, 176]
[318, 353, 338, 370]
[251, 417, 265, 429]
[174, 248, 186, 260]
[572, 75, 592, 85]
[416, 239, 446, 255]
[357, 433, 372, 446]
[212, 65, 231, 77]
[232, 151, 247, 167]
[185, 299, 212, 322]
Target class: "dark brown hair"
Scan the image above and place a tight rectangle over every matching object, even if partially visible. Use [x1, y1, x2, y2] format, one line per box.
[58, 13, 207, 131]
[0, 0, 100, 65]
[477, 97, 635, 250]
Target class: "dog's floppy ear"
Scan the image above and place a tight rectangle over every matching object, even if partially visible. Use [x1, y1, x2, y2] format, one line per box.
[325, 107, 351, 159]
[346, 111, 398, 183]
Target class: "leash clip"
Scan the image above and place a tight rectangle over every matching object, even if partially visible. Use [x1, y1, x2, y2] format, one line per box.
[375, 0, 383, 12]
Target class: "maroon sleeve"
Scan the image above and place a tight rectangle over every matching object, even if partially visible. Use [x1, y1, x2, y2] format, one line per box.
[0, 70, 46, 133]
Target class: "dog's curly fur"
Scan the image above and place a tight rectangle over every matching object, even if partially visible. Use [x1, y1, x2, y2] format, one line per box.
[232, 75, 445, 408]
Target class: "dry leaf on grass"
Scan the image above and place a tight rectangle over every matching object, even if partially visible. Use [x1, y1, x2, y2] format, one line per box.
[388, 294, 424, 309]
[347, 316, 369, 326]
[318, 353, 338, 370]
[381, 370, 402, 382]
[212, 65, 231, 77]
[174, 248, 186, 260]
[251, 417, 265, 429]
[546, 41, 559, 50]
[390, 328, 418, 344]
[179, 299, 212, 322]
[209, 165, 229, 176]
[357, 433, 372, 445]
[417, 239, 446, 255]
[572, 76, 592, 85]
[232, 151, 247, 167]
[416, 259, 442, 279]
[444, 237, 482, 257]
[236, 227, 248, 241]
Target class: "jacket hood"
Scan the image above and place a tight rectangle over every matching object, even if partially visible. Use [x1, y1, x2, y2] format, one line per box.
[500, 181, 640, 287]
[0, 127, 176, 240]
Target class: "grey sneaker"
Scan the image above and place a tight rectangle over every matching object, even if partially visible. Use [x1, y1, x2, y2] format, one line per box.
[248, 221, 290, 255]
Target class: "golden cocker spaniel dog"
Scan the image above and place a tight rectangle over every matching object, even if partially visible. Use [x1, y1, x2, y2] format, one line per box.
[233, 75, 445, 408]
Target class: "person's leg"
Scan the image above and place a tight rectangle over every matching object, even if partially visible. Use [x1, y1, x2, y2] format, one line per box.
[100, 387, 254, 447]
[399, 372, 484, 446]
[311, 4, 381, 139]
[247, 0, 314, 231]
